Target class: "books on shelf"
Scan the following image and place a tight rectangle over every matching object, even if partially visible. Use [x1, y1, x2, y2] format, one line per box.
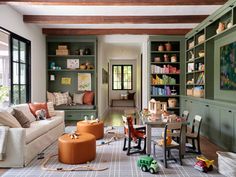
[196, 72, 205, 84]
[151, 64, 180, 74]
[151, 86, 171, 96]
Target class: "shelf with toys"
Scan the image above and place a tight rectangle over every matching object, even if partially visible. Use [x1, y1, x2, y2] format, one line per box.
[149, 36, 184, 115]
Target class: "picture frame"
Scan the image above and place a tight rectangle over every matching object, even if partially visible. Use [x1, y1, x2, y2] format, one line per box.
[220, 41, 236, 90]
[78, 73, 91, 91]
[61, 77, 71, 85]
[102, 68, 108, 84]
[67, 59, 80, 69]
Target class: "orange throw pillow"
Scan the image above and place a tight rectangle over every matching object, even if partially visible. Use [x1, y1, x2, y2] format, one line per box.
[28, 103, 50, 118]
[83, 91, 94, 105]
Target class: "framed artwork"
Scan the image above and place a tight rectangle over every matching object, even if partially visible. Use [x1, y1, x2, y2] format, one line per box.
[61, 77, 71, 85]
[67, 59, 80, 69]
[220, 41, 236, 90]
[78, 73, 91, 91]
[102, 68, 108, 84]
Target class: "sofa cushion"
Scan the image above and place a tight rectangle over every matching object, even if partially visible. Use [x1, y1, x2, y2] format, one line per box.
[47, 102, 56, 117]
[73, 93, 84, 104]
[0, 110, 21, 128]
[29, 103, 50, 118]
[83, 91, 94, 105]
[54, 104, 95, 110]
[25, 116, 64, 144]
[12, 109, 30, 128]
[12, 104, 36, 123]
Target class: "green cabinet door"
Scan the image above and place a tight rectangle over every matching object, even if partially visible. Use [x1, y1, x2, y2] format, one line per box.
[206, 105, 220, 144]
[188, 100, 199, 126]
[234, 113, 236, 152]
[180, 98, 188, 115]
[196, 103, 208, 137]
[220, 109, 234, 151]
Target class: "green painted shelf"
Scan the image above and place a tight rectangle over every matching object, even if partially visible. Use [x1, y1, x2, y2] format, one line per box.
[151, 73, 180, 75]
[48, 69, 95, 72]
[151, 51, 180, 54]
[150, 95, 180, 97]
[151, 62, 180, 64]
[151, 84, 180, 86]
[48, 55, 95, 57]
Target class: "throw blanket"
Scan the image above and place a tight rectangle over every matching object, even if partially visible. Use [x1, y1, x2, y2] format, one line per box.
[0, 126, 9, 160]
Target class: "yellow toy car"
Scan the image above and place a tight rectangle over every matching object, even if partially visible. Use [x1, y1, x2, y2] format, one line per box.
[194, 156, 214, 173]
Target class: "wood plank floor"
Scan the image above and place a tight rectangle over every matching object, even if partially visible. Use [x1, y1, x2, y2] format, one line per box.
[0, 107, 225, 176]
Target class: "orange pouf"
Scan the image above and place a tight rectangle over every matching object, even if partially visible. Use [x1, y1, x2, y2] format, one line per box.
[58, 133, 96, 164]
[77, 120, 104, 140]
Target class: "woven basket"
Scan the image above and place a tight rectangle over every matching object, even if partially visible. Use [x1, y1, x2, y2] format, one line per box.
[217, 151, 236, 177]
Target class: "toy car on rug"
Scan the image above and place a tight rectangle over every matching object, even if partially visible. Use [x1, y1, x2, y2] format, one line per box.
[137, 155, 159, 174]
[194, 156, 214, 173]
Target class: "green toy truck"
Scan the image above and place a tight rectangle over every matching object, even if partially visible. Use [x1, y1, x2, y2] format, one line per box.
[137, 155, 159, 174]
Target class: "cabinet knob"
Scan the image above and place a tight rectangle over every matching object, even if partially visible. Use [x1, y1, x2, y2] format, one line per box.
[190, 101, 192, 103]
[205, 105, 209, 107]
[185, 100, 187, 102]
[229, 110, 232, 113]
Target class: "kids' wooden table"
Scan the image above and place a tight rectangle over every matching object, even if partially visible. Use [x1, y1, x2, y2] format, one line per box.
[139, 112, 188, 157]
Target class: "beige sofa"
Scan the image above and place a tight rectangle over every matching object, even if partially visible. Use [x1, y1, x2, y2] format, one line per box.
[0, 104, 65, 167]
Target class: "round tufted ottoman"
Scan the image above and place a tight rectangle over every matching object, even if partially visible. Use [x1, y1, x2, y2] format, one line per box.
[58, 133, 96, 164]
[77, 120, 104, 140]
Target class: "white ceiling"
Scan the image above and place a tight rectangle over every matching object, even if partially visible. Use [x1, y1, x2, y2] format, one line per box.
[8, 4, 223, 29]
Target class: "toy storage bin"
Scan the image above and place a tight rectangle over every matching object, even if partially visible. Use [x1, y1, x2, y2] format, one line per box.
[193, 89, 204, 98]
[187, 89, 193, 96]
[217, 151, 236, 177]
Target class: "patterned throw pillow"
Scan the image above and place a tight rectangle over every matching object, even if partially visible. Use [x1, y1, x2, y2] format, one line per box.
[83, 91, 94, 105]
[12, 109, 30, 128]
[54, 92, 69, 106]
[47, 102, 56, 117]
[73, 93, 84, 104]
[28, 103, 51, 118]
[47, 91, 56, 105]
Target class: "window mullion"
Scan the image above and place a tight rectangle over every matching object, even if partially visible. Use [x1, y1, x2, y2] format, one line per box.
[18, 41, 21, 103]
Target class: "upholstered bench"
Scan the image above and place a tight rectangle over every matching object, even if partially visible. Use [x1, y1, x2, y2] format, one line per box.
[58, 133, 96, 164]
[77, 120, 104, 140]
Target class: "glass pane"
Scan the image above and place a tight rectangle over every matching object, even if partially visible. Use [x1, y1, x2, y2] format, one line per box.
[128, 66, 132, 73]
[124, 74, 128, 82]
[128, 73, 132, 81]
[13, 85, 19, 104]
[124, 66, 128, 73]
[117, 66, 121, 73]
[113, 66, 117, 74]
[20, 64, 26, 84]
[13, 62, 19, 84]
[13, 39, 19, 62]
[113, 82, 117, 89]
[117, 82, 122, 89]
[128, 82, 132, 89]
[117, 73, 121, 82]
[20, 85, 26, 103]
[20, 42, 26, 63]
[123, 82, 128, 89]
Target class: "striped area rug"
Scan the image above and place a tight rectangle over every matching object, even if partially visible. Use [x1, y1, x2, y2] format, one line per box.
[2, 126, 224, 177]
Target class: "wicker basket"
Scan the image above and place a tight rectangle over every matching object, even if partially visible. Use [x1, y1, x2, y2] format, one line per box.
[193, 89, 204, 98]
[198, 34, 205, 44]
[168, 98, 177, 108]
[217, 151, 236, 177]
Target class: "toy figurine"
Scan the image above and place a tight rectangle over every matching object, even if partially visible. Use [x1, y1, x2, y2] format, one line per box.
[137, 155, 159, 174]
[194, 156, 214, 173]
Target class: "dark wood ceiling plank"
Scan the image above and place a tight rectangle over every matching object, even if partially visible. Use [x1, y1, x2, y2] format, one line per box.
[42, 28, 191, 35]
[2, 0, 227, 5]
[24, 15, 208, 24]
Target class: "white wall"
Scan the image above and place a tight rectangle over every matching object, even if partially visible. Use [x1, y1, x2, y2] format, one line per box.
[0, 5, 46, 102]
[97, 35, 149, 116]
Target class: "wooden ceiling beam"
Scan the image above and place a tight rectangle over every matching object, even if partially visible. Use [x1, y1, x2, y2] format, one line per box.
[42, 28, 191, 35]
[2, 0, 227, 5]
[24, 15, 208, 24]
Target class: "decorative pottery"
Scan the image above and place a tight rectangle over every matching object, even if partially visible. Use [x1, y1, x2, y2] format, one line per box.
[198, 50, 205, 57]
[171, 55, 177, 63]
[158, 44, 164, 51]
[198, 34, 205, 44]
[164, 54, 169, 62]
[216, 22, 225, 34]
[79, 49, 84, 56]
[165, 43, 172, 51]
[79, 64, 86, 70]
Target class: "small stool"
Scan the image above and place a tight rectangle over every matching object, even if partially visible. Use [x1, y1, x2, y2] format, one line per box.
[77, 120, 104, 140]
[58, 133, 96, 164]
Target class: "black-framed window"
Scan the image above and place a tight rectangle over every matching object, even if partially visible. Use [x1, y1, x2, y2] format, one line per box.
[112, 65, 133, 90]
[0, 27, 31, 107]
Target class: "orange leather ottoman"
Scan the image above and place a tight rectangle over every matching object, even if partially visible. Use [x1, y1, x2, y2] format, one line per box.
[77, 120, 104, 140]
[58, 133, 96, 164]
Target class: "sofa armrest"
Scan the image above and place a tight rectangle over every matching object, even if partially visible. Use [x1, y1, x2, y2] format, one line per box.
[0, 128, 26, 167]
[54, 110, 65, 119]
